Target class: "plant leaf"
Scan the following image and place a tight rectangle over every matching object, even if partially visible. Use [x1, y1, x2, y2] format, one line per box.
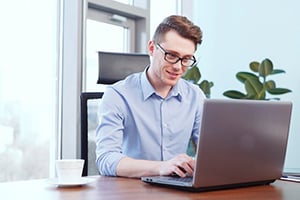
[244, 79, 264, 99]
[267, 97, 281, 100]
[223, 90, 247, 99]
[259, 92, 266, 100]
[267, 88, 292, 95]
[199, 80, 214, 91]
[199, 80, 213, 98]
[271, 69, 286, 75]
[223, 58, 292, 100]
[182, 66, 201, 83]
[259, 58, 273, 78]
[236, 72, 258, 83]
[264, 80, 276, 89]
[249, 61, 259, 72]
[245, 92, 265, 100]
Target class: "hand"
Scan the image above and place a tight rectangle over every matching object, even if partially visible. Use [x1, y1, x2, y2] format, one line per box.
[158, 154, 195, 177]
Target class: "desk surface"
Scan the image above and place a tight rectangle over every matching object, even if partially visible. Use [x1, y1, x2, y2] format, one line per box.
[0, 176, 299, 200]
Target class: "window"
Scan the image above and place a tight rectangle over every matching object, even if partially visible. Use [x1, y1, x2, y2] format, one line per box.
[85, 8, 135, 92]
[0, 0, 187, 182]
[83, 1, 149, 92]
[0, 0, 59, 182]
[150, 0, 182, 36]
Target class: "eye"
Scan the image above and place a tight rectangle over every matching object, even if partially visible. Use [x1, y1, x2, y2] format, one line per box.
[181, 59, 190, 65]
[182, 57, 196, 66]
[166, 53, 179, 61]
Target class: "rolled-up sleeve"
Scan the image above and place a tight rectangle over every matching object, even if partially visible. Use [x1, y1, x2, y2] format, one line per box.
[95, 87, 126, 176]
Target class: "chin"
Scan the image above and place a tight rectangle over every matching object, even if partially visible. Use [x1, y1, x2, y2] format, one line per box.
[165, 79, 178, 86]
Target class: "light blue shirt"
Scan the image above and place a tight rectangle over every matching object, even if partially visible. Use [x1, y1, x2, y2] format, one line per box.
[95, 68, 206, 176]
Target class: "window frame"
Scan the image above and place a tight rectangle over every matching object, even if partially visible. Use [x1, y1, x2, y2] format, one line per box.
[61, 0, 150, 159]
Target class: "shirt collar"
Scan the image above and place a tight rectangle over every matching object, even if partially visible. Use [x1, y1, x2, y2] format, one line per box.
[141, 66, 182, 101]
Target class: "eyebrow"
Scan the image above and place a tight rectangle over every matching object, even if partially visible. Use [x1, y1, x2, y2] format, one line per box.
[163, 47, 194, 58]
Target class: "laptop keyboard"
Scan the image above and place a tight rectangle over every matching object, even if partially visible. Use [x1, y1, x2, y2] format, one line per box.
[166, 176, 193, 183]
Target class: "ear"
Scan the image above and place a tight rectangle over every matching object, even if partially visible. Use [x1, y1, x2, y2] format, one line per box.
[148, 40, 155, 56]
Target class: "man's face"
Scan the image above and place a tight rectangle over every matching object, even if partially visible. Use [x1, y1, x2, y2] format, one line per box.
[148, 30, 196, 88]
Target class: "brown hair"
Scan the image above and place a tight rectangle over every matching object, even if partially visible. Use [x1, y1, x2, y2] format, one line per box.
[152, 15, 203, 50]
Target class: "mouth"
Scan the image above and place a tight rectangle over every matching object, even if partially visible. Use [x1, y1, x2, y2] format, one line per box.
[166, 70, 180, 79]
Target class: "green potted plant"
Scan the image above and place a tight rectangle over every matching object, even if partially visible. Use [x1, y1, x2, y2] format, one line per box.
[182, 65, 214, 98]
[223, 58, 292, 100]
[182, 65, 214, 156]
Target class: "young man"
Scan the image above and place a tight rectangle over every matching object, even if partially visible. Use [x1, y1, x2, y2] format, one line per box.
[96, 15, 205, 178]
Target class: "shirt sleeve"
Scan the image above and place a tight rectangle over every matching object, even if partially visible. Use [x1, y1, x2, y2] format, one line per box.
[95, 86, 127, 176]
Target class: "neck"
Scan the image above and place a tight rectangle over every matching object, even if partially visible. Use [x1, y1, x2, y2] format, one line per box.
[146, 67, 172, 99]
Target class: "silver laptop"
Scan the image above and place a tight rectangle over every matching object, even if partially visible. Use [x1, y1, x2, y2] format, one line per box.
[141, 99, 292, 191]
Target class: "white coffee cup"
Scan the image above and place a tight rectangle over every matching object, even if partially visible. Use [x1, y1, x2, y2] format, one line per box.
[55, 159, 84, 183]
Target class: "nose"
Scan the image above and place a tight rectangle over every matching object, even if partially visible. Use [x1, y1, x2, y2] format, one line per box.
[172, 61, 182, 71]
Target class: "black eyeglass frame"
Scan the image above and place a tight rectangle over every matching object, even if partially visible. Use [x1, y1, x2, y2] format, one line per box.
[156, 43, 197, 68]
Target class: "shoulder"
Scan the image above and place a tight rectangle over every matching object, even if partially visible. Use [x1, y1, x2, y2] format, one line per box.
[178, 78, 206, 100]
[105, 72, 142, 97]
[113, 72, 141, 89]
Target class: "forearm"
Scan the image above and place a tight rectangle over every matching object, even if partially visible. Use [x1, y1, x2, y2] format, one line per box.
[116, 154, 194, 178]
[116, 157, 163, 178]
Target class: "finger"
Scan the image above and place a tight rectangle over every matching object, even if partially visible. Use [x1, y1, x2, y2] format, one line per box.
[174, 166, 187, 177]
[180, 163, 193, 176]
[178, 156, 194, 175]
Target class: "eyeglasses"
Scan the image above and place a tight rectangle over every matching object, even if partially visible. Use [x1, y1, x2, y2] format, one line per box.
[156, 43, 196, 68]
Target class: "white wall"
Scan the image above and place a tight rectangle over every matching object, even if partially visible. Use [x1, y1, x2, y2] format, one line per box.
[194, 0, 300, 172]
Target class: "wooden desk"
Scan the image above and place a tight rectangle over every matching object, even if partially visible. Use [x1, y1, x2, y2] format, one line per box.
[0, 176, 299, 200]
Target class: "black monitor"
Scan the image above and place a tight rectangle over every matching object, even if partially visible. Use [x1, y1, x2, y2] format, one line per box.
[97, 51, 150, 84]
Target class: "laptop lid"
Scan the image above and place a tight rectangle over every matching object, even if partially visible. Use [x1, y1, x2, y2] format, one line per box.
[142, 99, 292, 191]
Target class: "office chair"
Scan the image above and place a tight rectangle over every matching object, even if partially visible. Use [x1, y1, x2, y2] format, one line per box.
[80, 92, 104, 176]
[80, 51, 149, 176]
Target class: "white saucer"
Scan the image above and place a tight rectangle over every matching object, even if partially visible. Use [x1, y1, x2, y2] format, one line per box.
[47, 177, 96, 187]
